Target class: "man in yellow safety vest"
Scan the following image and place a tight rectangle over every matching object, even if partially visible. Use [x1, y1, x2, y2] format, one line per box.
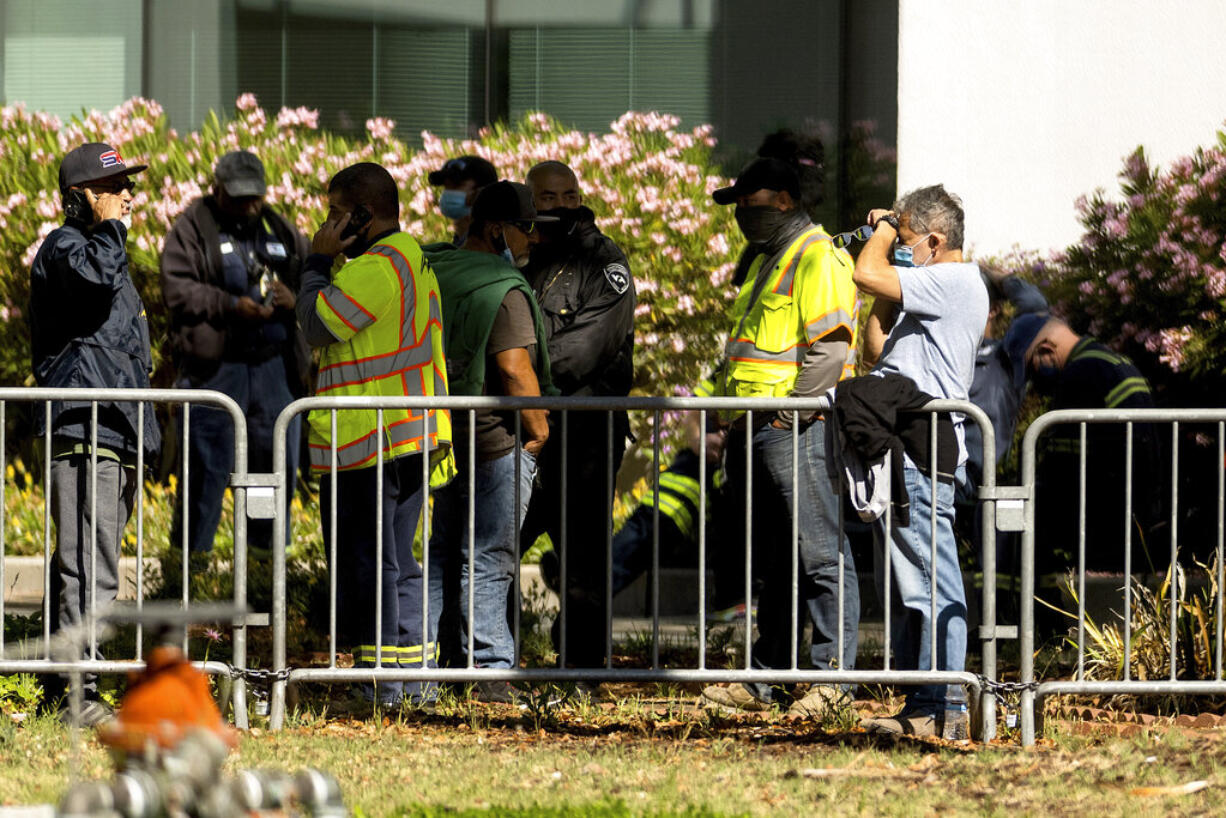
[700, 157, 860, 719]
[297, 162, 455, 711]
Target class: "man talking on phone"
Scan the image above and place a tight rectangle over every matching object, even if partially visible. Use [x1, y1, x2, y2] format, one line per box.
[297, 162, 456, 713]
[29, 142, 160, 725]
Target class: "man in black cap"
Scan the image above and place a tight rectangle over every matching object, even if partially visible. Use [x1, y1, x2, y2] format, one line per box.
[428, 155, 499, 244]
[423, 181, 555, 701]
[160, 150, 310, 568]
[700, 157, 860, 720]
[518, 160, 635, 671]
[29, 142, 160, 725]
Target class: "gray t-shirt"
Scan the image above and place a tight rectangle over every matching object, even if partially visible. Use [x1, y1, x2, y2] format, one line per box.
[871, 261, 989, 461]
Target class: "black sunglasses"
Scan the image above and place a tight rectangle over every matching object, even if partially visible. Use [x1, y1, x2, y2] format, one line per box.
[831, 224, 873, 249]
[88, 178, 136, 194]
[507, 220, 537, 235]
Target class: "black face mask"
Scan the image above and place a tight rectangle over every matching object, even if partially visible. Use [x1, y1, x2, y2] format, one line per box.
[734, 205, 795, 246]
[535, 206, 582, 243]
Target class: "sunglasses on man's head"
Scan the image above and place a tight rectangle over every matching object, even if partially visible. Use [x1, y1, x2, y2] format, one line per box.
[831, 224, 874, 249]
[441, 158, 469, 174]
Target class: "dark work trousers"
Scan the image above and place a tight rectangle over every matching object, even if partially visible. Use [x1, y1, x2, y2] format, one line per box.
[172, 357, 300, 554]
[320, 453, 431, 704]
[520, 410, 627, 667]
[719, 420, 860, 704]
[46, 451, 137, 700]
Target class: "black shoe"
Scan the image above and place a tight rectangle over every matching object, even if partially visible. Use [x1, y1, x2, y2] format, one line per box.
[471, 680, 521, 705]
[57, 698, 114, 728]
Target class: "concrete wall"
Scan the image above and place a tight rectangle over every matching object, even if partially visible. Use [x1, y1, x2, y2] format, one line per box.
[896, 0, 1226, 255]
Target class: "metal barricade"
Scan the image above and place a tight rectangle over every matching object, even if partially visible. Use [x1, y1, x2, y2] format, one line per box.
[268, 394, 1000, 737]
[0, 388, 254, 726]
[1018, 408, 1226, 746]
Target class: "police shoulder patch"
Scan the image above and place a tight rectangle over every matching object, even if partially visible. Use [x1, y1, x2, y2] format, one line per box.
[603, 262, 630, 295]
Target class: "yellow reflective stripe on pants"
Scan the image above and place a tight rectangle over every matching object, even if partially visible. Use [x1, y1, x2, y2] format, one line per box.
[643, 492, 695, 539]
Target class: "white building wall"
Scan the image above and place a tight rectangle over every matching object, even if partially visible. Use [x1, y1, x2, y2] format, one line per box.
[897, 0, 1226, 255]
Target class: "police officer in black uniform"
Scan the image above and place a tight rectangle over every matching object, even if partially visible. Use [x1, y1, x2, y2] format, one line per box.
[520, 160, 635, 668]
[30, 142, 161, 725]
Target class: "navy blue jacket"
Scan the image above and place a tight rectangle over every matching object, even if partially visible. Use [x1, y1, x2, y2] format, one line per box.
[29, 218, 161, 458]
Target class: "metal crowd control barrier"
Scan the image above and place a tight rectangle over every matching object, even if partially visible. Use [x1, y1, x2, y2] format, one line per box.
[1018, 408, 1226, 746]
[0, 388, 253, 726]
[268, 395, 1001, 738]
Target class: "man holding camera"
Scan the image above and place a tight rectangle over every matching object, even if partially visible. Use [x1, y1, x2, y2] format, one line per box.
[30, 142, 161, 724]
[161, 151, 310, 560]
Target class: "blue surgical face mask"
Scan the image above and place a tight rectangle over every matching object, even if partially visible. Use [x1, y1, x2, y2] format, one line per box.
[893, 233, 932, 267]
[438, 189, 470, 220]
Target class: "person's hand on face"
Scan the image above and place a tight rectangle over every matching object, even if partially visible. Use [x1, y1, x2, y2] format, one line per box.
[85, 178, 134, 223]
[311, 211, 357, 258]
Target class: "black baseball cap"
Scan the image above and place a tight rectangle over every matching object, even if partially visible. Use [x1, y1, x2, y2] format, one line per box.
[1003, 312, 1053, 389]
[712, 157, 801, 205]
[428, 155, 498, 187]
[215, 150, 267, 198]
[58, 142, 146, 193]
[471, 181, 559, 224]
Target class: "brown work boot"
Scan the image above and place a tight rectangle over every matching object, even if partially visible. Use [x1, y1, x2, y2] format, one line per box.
[786, 685, 851, 720]
[862, 705, 969, 740]
[700, 683, 770, 713]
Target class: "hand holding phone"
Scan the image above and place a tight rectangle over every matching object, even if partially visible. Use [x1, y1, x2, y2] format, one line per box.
[311, 205, 371, 258]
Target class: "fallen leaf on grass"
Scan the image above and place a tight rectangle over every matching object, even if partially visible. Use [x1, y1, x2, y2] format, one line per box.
[1130, 781, 1210, 797]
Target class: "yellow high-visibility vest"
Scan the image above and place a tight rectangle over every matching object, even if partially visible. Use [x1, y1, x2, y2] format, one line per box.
[719, 225, 859, 401]
[306, 232, 456, 486]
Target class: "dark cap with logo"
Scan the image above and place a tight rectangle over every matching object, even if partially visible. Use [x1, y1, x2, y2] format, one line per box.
[1003, 312, 1053, 389]
[58, 142, 147, 193]
[428, 155, 498, 188]
[215, 150, 267, 198]
[471, 181, 559, 224]
[712, 157, 800, 205]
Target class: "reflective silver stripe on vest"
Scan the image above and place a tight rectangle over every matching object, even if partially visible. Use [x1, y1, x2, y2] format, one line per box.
[772, 230, 832, 296]
[804, 308, 856, 344]
[365, 244, 419, 344]
[724, 339, 805, 365]
[314, 409, 440, 470]
[319, 285, 375, 332]
[316, 343, 437, 393]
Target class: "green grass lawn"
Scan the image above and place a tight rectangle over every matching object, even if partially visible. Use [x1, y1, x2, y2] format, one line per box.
[3, 690, 1226, 817]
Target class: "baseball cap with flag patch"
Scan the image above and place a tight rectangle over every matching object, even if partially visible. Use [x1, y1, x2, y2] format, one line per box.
[58, 142, 147, 193]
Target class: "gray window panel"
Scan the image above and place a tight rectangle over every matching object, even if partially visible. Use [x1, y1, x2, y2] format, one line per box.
[508, 27, 709, 132]
[377, 28, 474, 144]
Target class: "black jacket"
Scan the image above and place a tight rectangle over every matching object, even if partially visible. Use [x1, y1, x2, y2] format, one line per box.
[29, 218, 161, 457]
[160, 197, 311, 393]
[524, 207, 635, 398]
[831, 373, 957, 526]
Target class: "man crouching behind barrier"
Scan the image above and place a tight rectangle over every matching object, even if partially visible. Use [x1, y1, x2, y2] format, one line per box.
[296, 162, 456, 711]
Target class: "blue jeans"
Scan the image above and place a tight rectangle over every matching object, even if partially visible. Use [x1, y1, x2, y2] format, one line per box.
[872, 461, 967, 711]
[724, 420, 859, 703]
[174, 357, 300, 553]
[321, 454, 431, 705]
[428, 447, 537, 669]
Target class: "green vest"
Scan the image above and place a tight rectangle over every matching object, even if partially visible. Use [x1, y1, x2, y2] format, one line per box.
[424, 243, 555, 397]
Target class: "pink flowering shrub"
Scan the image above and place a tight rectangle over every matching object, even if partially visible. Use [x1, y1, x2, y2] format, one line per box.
[0, 97, 742, 407]
[1038, 131, 1226, 386]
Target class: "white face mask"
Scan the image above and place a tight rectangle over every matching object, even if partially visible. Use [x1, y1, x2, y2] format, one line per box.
[120, 214, 133, 231]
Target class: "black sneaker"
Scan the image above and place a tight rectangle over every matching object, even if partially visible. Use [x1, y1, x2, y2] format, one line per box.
[471, 681, 521, 705]
[57, 698, 114, 728]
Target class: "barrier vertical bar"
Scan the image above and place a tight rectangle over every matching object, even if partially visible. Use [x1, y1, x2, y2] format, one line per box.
[1019, 421, 1037, 745]
[421, 409, 431, 674]
[1123, 424, 1133, 681]
[606, 411, 614, 671]
[374, 409, 385, 680]
[1169, 422, 1179, 681]
[697, 409, 708, 671]
[0, 402, 5, 655]
[43, 402, 53, 653]
[883, 450, 892, 672]
[977, 403, 999, 741]
[929, 414, 938, 674]
[790, 412, 799, 672]
[651, 409, 661, 670]
[181, 404, 191, 653]
[89, 402, 99, 659]
[135, 404, 144, 660]
[229, 395, 250, 729]
[1077, 423, 1087, 681]
[329, 411, 338, 668]
[1217, 421, 1224, 681]
[559, 410, 569, 667]
[744, 410, 753, 670]
[467, 411, 476, 668]
[513, 411, 522, 668]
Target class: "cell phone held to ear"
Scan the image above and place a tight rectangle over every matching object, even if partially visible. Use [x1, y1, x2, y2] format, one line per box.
[64, 189, 92, 223]
[339, 205, 372, 241]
